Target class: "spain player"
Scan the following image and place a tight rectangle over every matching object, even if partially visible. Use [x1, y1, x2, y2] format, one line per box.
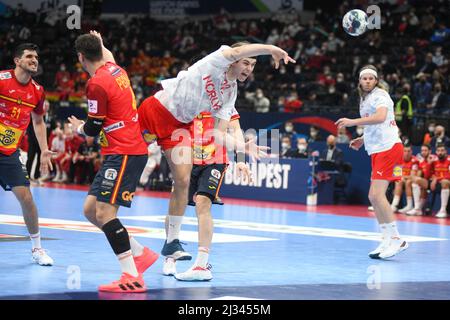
[390, 145, 419, 214]
[0, 43, 54, 266]
[68, 31, 158, 293]
[137, 42, 294, 262]
[163, 111, 246, 281]
[407, 144, 435, 216]
[430, 144, 450, 218]
[336, 65, 408, 259]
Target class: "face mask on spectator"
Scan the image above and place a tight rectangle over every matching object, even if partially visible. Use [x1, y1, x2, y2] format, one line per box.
[298, 144, 307, 152]
[357, 128, 364, 135]
[285, 126, 293, 132]
[280, 68, 286, 74]
[256, 92, 263, 99]
[428, 126, 435, 133]
[295, 67, 301, 74]
[282, 142, 290, 149]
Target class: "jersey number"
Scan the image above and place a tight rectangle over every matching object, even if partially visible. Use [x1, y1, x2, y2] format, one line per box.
[11, 107, 21, 120]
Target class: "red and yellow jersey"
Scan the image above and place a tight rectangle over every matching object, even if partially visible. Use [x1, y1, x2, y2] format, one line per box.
[418, 155, 436, 179]
[0, 69, 45, 155]
[86, 62, 147, 155]
[402, 156, 419, 177]
[431, 156, 450, 181]
[190, 111, 240, 165]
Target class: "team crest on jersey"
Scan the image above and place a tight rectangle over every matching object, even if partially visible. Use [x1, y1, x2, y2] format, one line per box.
[104, 169, 118, 181]
[211, 169, 221, 179]
[393, 165, 402, 177]
[88, 100, 98, 113]
[142, 130, 157, 144]
[0, 72, 12, 80]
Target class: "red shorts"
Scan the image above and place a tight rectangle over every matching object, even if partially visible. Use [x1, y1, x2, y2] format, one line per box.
[138, 96, 192, 151]
[371, 143, 404, 181]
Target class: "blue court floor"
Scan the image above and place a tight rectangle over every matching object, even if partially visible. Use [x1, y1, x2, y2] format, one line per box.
[1, 185, 450, 300]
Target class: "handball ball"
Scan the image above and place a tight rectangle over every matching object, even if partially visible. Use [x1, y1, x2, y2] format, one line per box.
[342, 9, 368, 36]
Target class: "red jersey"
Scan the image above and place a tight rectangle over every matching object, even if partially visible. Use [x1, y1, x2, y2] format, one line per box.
[0, 69, 45, 155]
[402, 156, 419, 177]
[431, 156, 450, 181]
[190, 111, 240, 165]
[418, 155, 436, 179]
[86, 62, 147, 155]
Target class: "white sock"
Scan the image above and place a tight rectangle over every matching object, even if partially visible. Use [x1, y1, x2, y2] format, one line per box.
[30, 232, 41, 249]
[441, 189, 449, 212]
[117, 250, 139, 277]
[167, 215, 183, 243]
[392, 195, 400, 207]
[406, 196, 413, 208]
[129, 236, 144, 257]
[194, 247, 209, 268]
[412, 183, 421, 209]
[386, 222, 400, 239]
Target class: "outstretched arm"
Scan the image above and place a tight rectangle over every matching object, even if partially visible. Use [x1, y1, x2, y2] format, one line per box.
[222, 44, 296, 69]
[90, 30, 116, 64]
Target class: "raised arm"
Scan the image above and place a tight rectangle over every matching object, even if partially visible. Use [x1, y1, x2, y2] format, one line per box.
[222, 44, 296, 69]
[89, 30, 116, 64]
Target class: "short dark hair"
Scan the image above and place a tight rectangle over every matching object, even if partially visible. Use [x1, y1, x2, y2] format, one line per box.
[436, 143, 447, 149]
[422, 144, 431, 150]
[75, 34, 103, 62]
[14, 43, 39, 58]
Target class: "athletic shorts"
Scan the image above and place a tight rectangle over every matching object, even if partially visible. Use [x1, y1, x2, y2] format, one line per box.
[371, 143, 404, 181]
[89, 154, 147, 207]
[138, 96, 192, 151]
[188, 163, 227, 206]
[0, 150, 30, 191]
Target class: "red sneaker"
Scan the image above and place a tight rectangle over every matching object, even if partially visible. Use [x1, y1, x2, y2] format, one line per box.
[98, 273, 147, 293]
[134, 247, 159, 274]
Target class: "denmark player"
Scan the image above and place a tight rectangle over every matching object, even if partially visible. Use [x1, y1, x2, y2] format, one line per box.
[336, 65, 408, 259]
[68, 32, 158, 293]
[137, 42, 295, 264]
[0, 43, 54, 266]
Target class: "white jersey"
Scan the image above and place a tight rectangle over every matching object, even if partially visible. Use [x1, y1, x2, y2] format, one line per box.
[156, 45, 238, 123]
[360, 87, 401, 155]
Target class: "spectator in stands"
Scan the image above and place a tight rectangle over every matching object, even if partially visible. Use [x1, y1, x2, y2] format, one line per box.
[336, 127, 350, 144]
[285, 137, 309, 159]
[426, 82, 447, 114]
[430, 23, 450, 44]
[417, 53, 437, 76]
[402, 46, 417, 76]
[430, 125, 450, 148]
[280, 135, 293, 158]
[50, 127, 66, 182]
[308, 125, 323, 143]
[423, 121, 436, 145]
[414, 72, 432, 111]
[432, 46, 445, 67]
[245, 88, 270, 113]
[282, 121, 297, 142]
[284, 91, 303, 113]
[394, 83, 413, 137]
[320, 135, 343, 167]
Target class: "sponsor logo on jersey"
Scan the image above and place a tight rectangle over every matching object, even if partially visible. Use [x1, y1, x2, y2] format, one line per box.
[393, 165, 402, 177]
[0, 72, 12, 80]
[203, 75, 222, 110]
[0, 123, 21, 149]
[104, 168, 118, 181]
[142, 130, 157, 144]
[88, 99, 98, 113]
[104, 121, 125, 133]
[122, 191, 135, 202]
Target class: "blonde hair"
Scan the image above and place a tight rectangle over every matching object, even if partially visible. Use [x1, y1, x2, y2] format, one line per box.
[358, 64, 388, 97]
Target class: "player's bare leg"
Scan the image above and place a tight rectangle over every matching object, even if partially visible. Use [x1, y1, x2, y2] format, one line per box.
[436, 179, 449, 218]
[399, 178, 414, 213]
[12, 186, 53, 266]
[175, 194, 213, 281]
[161, 146, 193, 262]
[368, 180, 408, 259]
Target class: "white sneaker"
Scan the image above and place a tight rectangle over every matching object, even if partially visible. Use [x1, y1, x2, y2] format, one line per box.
[368, 238, 390, 259]
[398, 205, 413, 214]
[162, 257, 176, 276]
[368, 206, 374, 211]
[175, 264, 212, 281]
[406, 208, 423, 216]
[378, 238, 409, 259]
[31, 248, 54, 266]
[435, 210, 448, 218]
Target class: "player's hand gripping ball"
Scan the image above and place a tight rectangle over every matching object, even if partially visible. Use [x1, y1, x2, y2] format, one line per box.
[342, 9, 368, 36]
